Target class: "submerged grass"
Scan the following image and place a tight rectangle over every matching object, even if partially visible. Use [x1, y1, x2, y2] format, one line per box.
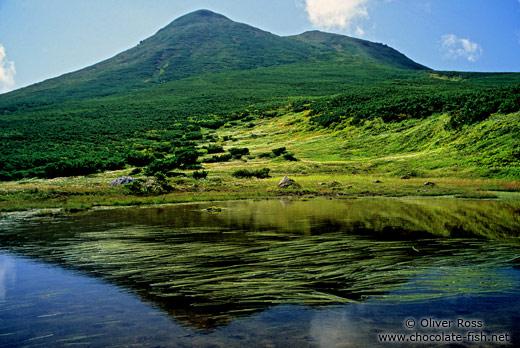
[1, 198, 519, 328]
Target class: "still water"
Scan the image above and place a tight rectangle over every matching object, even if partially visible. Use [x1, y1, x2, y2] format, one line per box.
[0, 197, 519, 347]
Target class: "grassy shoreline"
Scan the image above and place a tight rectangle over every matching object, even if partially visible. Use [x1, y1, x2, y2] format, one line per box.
[1, 169, 518, 213]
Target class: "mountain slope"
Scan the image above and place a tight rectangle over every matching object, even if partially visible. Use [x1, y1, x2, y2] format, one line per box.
[0, 10, 518, 182]
[63, 10, 327, 87]
[291, 30, 428, 70]
[0, 9, 428, 108]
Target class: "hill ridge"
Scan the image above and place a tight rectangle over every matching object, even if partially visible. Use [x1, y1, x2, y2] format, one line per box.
[0, 9, 427, 106]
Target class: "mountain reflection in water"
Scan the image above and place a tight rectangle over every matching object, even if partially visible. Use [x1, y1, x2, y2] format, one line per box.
[0, 197, 519, 330]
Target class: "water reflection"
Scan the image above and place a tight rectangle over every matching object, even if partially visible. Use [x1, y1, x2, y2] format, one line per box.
[1, 251, 518, 348]
[0, 254, 15, 301]
[0, 197, 518, 331]
[309, 309, 369, 348]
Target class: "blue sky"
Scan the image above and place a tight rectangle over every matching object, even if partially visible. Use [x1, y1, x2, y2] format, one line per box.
[0, 0, 519, 92]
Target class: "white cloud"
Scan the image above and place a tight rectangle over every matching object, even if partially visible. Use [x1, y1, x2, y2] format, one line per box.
[0, 44, 16, 93]
[304, 0, 369, 30]
[441, 34, 483, 62]
[355, 26, 366, 36]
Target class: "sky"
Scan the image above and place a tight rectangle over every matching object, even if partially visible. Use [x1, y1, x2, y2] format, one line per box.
[0, 0, 519, 92]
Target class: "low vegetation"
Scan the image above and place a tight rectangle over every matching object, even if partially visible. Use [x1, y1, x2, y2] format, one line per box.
[299, 86, 519, 128]
[0, 110, 518, 210]
[126, 174, 174, 196]
[0, 12, 519, 212]
[232, 168, 271, 179]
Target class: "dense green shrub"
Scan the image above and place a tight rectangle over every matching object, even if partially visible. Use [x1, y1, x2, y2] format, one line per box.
[283, 153, 298, 161]
[232, 168, 271, 179]
[126, 173, 173, 195]
[129, 167, 142, 176]
[183, 131, 203, 141]
[228, 147, 250, 159]
[40, 158, 125, 179]
[222, 135, 233, 141]
[498, 97, 520, 114]
[126, 151, 155, 167]
[0, 62, 518, 182]
[193, 170, 208, 180]
[198, 119, 225, 129]
[174, 147, 200, 169]
[165, 172, 187, 178]
[204, 134, 219, 142]
[144, 158, 178, 176]
[272, 147, 287, 156]
[205, 144, 225, 154]
[290, 99, 311, 113]
[305, 87, 520, 128]
[204, 153, 232, 163]
[258, 152, 273, 158]
[144, 147, 200, 176]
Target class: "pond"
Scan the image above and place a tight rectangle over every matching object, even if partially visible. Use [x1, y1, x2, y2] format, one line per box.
[0, 197, 519, 347]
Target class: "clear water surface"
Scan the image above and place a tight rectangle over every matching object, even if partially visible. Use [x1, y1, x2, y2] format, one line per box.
[0, 197, 519, 347]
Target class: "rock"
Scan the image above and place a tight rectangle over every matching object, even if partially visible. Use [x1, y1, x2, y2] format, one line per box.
[278, 176, 298, 188]
[424, 181, 436, 187]
[373, 180, 383, 184]
[110, 176, 135, 186]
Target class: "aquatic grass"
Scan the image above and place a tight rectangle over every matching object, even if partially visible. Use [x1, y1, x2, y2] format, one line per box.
[1, 198, 519, 329]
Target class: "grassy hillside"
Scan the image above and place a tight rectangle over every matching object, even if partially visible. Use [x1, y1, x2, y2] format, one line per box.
[1, 63, 518, 181]
[1, 109, 519, 212]
[0, 10, 426, 109]
[291, 30, 428, 70]
[0, 10, 519, 183]
[212, 110, 520, 178]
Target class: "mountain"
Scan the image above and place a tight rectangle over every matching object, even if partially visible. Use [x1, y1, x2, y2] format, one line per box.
[0, 10, 519, 182]
[291, 30, 428, 70]
[0, 9, 427, 107]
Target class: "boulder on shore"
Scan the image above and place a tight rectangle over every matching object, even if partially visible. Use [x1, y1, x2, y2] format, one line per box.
[110, 176, 135, 186]
[278, 176, 298, 188]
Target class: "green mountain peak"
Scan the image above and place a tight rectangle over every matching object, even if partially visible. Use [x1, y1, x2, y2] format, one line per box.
[166, 9, 231, 26]
[1, 10, 429, 106]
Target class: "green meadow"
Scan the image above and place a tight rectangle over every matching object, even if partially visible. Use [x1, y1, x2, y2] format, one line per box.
[1, 109, 518, 212]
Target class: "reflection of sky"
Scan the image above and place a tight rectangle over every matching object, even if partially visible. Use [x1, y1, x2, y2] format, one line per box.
[0, 250, 517, 346]
[309, 307, 378, 348]
[0, 254, 16, 301]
